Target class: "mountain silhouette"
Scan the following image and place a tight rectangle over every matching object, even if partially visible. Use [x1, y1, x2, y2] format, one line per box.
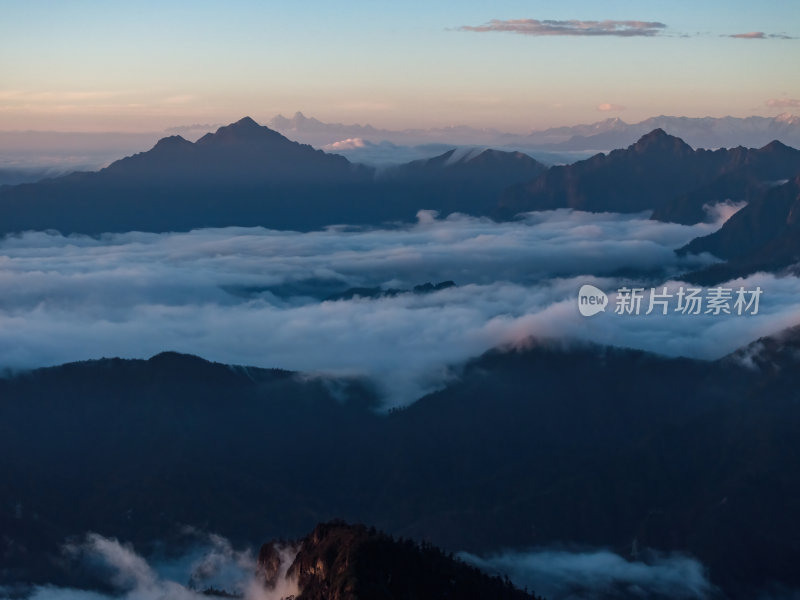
[2, 328, 800, 596]
[93, 116, 369, 184]
[1, 122, 798, 236]
[540, 114, 800, 152]
[496, 130, 800, 222]
[680, 175, 800, 283]
[653, 139, 800, 224]
[257, 521, 541, 600]
[375, 147, 546, 216]
[0, 118, 546, 234]
[0, 117, 378, 234]
[2, 120, 798, 281]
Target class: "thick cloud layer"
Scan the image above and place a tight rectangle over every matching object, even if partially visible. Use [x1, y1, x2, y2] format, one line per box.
[1, 209, 798, 407]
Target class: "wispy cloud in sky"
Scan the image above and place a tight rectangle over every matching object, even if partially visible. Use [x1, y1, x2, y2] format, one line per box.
[727, 31, 794, 39]
[459, 19, 667, 37]
[2, 2, 798, 131]
[766, 98, 800, 108]
[597, 103, 626, 112]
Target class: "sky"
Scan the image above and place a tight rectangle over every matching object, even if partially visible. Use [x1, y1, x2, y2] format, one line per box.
[0, 0, 799, 132]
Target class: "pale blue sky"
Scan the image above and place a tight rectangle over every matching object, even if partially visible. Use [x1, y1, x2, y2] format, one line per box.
[1, 0, 798, 131]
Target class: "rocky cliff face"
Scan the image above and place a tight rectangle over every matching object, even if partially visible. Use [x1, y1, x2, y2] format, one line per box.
[257, 522, 542, 600]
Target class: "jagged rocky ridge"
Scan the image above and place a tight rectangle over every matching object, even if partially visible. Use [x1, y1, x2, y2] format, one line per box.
[257, 521, 541, 600]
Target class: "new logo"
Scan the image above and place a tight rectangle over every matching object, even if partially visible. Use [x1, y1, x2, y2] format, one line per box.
[578, 284, 608, 317]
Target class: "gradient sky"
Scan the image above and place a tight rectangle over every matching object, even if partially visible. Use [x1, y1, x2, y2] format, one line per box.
[1, 0, 798, 132]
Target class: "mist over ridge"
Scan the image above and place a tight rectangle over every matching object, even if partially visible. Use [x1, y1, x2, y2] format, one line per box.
[1, 207, 798, 408]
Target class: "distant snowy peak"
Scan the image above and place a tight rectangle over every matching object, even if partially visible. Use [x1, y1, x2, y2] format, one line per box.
[266, 112, 800, 151]
[322, 137, 372, 151]
[269, 111, 324, 130]
[443, 146, 489, 165]
[268, 112, 378, 138]
[776, 112, 800, 125]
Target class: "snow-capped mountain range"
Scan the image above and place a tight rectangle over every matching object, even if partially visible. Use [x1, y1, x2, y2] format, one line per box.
[267, 111, 800, 152]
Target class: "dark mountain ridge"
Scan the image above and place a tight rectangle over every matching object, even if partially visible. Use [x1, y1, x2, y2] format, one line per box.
[653, 139, 800, 224]
[2, 327, 800, 597]
[1, 119, 798, 244]
[104, 117, 366, 184]
[540, 114, 800, 152]
[0, 117, 385, 234]
[680, 175, 800, 283]
[0, 118, 545, 235]
[496, 129, 800, 222]
[381, 147, 544, 183]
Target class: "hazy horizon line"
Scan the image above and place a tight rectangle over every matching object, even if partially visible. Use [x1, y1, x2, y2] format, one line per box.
[1, 110, 798, 136]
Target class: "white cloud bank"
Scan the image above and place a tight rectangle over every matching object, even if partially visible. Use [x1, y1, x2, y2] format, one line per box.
[0, 209, 798, 407]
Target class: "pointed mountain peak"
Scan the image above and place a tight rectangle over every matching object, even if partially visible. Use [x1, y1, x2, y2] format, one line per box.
[211, 116, 269, 135]
[152, 134, 191, 149]
[630, 128, 693, 154]
[638, 128, 669, 141]
[230, 116, 261, 130]
[196, 117, 288, 146]
[759, 139, 793, 153]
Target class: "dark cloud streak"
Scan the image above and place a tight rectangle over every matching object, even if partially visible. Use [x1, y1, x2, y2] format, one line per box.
[459, 19, 667, 38]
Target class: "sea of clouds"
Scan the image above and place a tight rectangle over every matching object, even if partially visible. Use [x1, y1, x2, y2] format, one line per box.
[1, 208, 798, 408]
